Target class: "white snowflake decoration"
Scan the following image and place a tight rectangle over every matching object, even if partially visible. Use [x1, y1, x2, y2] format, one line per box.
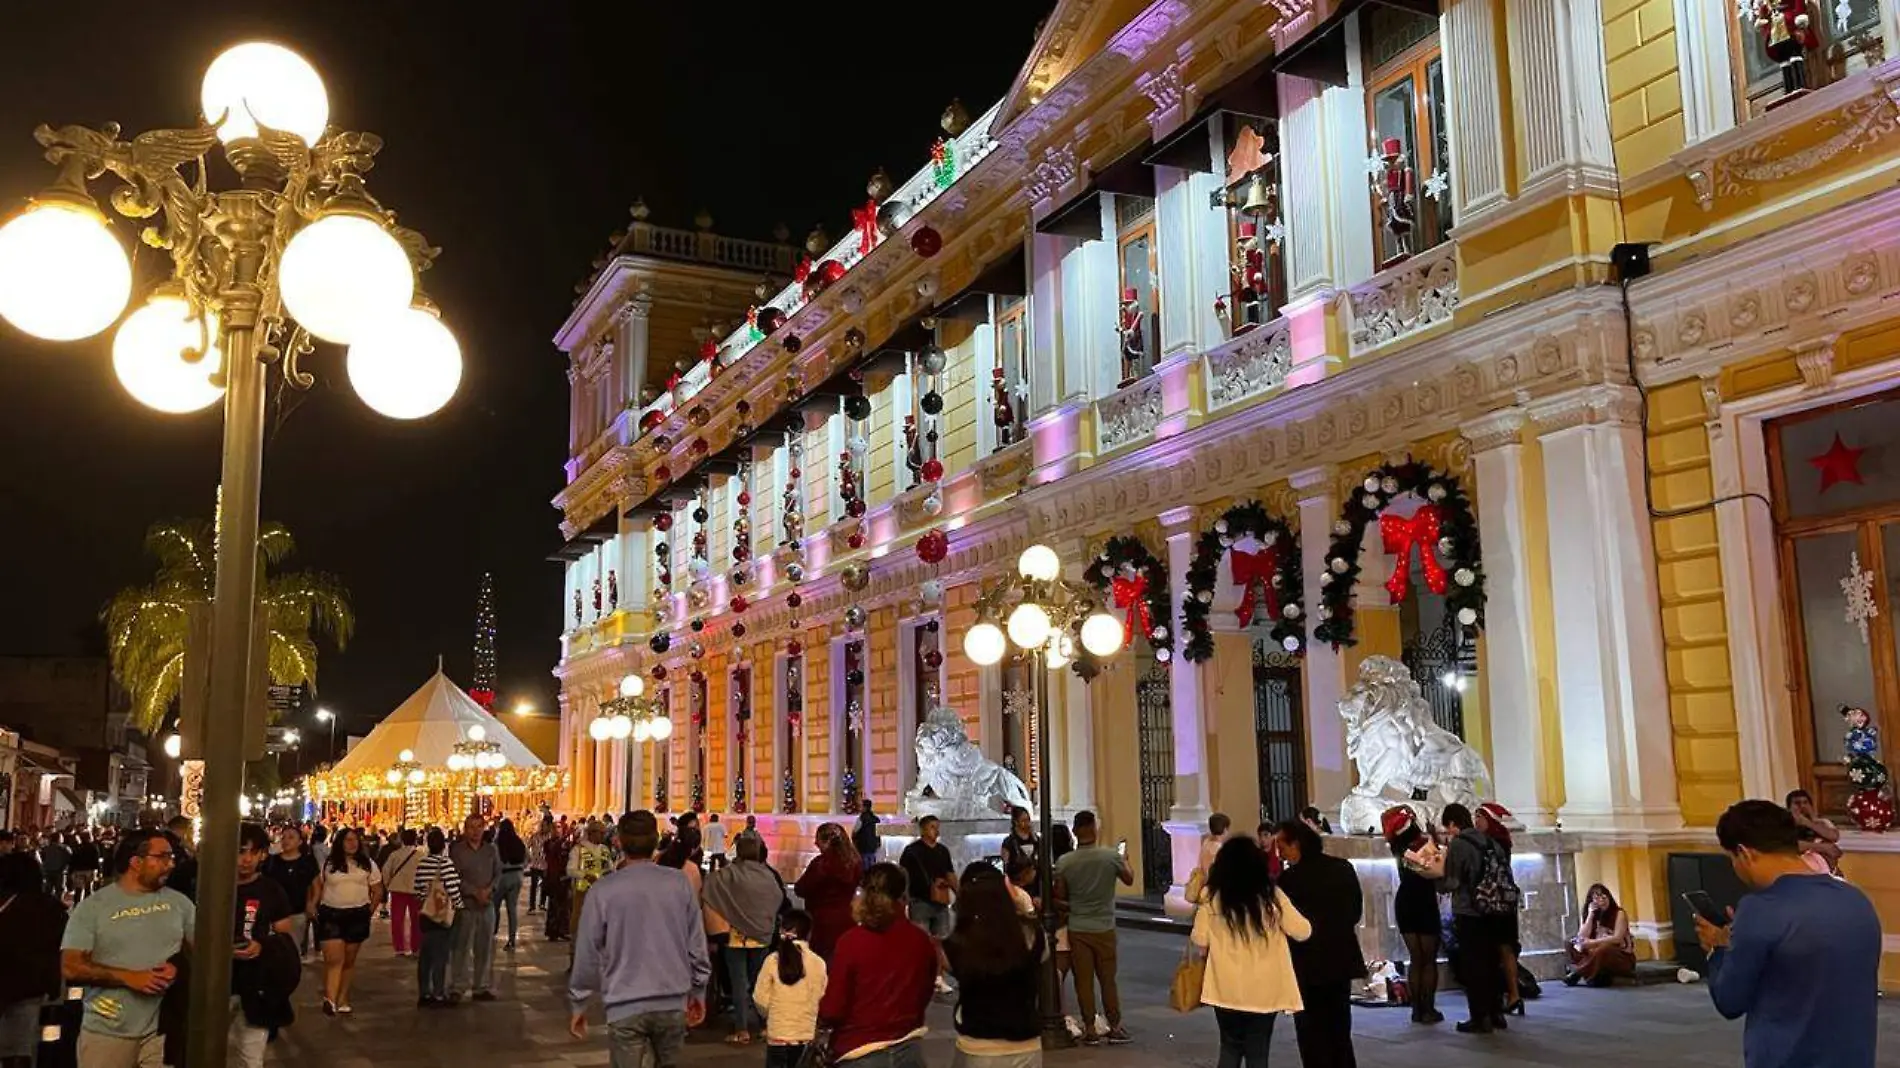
[1260, 220, 1287, 247]
[1422, 170, 1450, 204]
[847, 699, 866, 734]
[1364, 151, 1389, 182]
[1836, 0, 1852, 34]
[1842, 551, 1879, 645]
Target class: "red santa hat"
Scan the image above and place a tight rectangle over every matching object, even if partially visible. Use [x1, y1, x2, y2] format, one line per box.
[1380, 805, 1417, 842]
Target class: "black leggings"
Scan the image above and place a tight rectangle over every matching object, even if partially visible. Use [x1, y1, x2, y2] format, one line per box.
[1402, 932, 1440, 1016]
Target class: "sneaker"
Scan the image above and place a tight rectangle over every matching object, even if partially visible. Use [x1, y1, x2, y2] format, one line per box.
[1080, 1033, 1103, 1047]
[934, 976, 954, 995]
[1104, 1028, 1133, 1045]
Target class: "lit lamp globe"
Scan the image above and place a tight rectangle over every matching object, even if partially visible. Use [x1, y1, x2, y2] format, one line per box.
[200, 42, 329, 145]
[1006, 601, 1053, 650]
[163, 733, 182, 759]
[446, 753, 468, 772]
[0, 202, 131, 341]
[399, 749, 415, 762]
[1044, 633, 1072, 670]
[649, 715, 674, 742]
[588, 716, 611, 741]
[632, 718, 652, 744]
[112, 294, 225, 413]
[346, 305, 462, 418]
[964, 621, 1006, 666]
[466, 724, 487, 743]
[1080, 611, 1125, 657]
[609, 714, 633, 741]
[407, 768, 425, 785]
[618, 674, 645, 699]
[385, 768, 401, 785]
[278, 212, 414, 343]
[1017, 544, 1061, 582]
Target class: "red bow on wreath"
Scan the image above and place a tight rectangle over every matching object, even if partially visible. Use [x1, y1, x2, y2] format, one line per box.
[1230, 546, 1282, 627]
[1111, 573, 1152, 645]
[852, 198, 880, 255]
[1380, 504, 1447, 603]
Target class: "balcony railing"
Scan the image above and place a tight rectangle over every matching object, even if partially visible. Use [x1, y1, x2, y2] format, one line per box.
[1343, 242, 1460, 357]
[621, 221, 798, 275]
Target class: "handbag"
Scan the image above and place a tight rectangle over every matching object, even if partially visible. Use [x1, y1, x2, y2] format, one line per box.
[420, 863, 453, 927]
[1169, 943, 1205, 1013]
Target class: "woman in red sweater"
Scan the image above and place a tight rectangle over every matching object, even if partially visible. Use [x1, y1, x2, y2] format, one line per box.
[817, 862, 937, 1065]
[794, 823, 860, 960]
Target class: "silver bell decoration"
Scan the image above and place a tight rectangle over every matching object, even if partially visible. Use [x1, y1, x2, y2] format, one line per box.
[1363, 476, 1381, 493]
[1155, 647, 1172, 663]
[921, 344, 947, 375]
[923, 493, 944, 516]
[1282, 635, 1302, 652]
[1283, 603, 1302, 620]
[1329, 557, 1350, 574]
[1456, 607, 1478, 626]
[845, 605, 868, 629]
[785, 562, 806, 583]
[1426, 482, 1448, 502]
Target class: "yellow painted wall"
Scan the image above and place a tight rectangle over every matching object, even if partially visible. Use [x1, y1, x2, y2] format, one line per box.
[804, 623, 833, 811]
[867, 385, 896, 505]
[1602, 0, 1684, 178]
[1645, 381, 1744, 825]
[941, 320, 980, 477]
[867, 606, 901, 804]
[708, 652, 730, 810]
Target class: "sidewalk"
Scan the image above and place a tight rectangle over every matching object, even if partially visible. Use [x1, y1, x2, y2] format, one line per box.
[260, 919, 1892, 1067]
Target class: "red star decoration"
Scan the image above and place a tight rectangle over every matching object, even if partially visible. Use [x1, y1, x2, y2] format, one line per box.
[1809, 432, 1868, 493]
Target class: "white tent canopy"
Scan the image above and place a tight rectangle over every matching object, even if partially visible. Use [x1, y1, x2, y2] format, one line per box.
[330, 670, 542, 774]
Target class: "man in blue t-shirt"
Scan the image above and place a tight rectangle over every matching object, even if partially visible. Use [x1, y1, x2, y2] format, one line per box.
[60, 827, 195, 1068]
[1696, 799, 1881, 1068]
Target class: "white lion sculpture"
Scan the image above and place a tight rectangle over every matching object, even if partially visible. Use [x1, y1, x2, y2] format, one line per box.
[906, 705, 1034, 821]
[1337, 655, 1492, 835]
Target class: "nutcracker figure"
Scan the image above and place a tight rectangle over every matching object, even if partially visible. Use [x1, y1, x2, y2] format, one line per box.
[1117, 287, 1147, 388]
[1375, 136, 1416, 261]
[1235, 219, 1268, 330]
[991, 366, 1017, 447]
[1753, 0, 1817, 96]
[607, 569, 618, 609]
[903, 414, 925, 487]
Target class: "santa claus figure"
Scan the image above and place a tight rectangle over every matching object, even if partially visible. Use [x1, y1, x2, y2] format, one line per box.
[1754, 0, 1817, 95]
[903, 414, 925, 487]
[1117, 287, 1147, 388]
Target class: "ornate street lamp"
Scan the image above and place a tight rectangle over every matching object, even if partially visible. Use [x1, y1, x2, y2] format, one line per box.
[588, 673, 671, 807]
[963, 544, 1124, 1049]
[0, 45, 459, 1066]
[386, 748, 426, 824]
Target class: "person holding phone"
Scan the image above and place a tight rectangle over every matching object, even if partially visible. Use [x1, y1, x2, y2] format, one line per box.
[1052, 811, 1135, 1046]
[1695, 800, 1880, 1068]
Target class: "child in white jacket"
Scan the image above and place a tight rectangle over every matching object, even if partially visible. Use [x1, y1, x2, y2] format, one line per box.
[753, 910, 828, 1068]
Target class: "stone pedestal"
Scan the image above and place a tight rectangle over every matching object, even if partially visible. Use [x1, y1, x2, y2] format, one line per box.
[1323, 830, 1582, 979]
[882, 818, 1011, 877]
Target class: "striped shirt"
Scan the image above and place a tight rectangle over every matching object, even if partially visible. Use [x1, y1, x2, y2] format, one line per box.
[415, 852, 464, 910]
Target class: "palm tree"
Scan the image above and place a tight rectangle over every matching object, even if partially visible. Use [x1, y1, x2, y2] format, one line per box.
[104, 519, 353, 733]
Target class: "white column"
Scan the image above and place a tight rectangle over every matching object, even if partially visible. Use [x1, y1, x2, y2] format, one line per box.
[1159, 507, 1212, 823]
[1186, 131, 1233, 355]
[1321, 17, 1376, 288]
[1672, 0, 1738, 145]
[1293, 467, 1353, 807]
[1443, 0, 1510, 221]
[1279, 58, 1374, 300]
[1028, 233, 1071, 414]
[1278, 73, 1332, 299]
[617, 296, 651, 408]
[1060, 670, 1096, 814]
[1154, 165, 1198, 360]
[1464, 410, 1554, 826]
[1507, 0, 1617, 199]
[1532, 386, 1682, 832]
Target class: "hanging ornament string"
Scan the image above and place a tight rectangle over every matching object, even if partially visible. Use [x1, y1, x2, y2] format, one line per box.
[1379, 504, 1447, 603]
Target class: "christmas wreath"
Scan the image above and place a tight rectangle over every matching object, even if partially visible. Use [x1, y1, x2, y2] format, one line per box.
[1183, 501, 1304, 662]
[1313, 460, 1485, 647]
[1083, 535, 1175, 664]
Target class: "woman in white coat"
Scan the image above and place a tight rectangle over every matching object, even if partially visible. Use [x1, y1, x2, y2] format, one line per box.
[1190, 837, 1312, 1068]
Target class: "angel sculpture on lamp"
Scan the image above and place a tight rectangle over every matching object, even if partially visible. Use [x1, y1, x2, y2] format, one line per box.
[1753, 0, 1817, 96]
[1375, 137, 1416, 262]
[1117, 287, 1147, 388]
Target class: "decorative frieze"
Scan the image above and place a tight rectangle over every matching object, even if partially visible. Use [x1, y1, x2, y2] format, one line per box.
[1204, 319, 1294, 411]
[1679, 60, 1900, 210]
[1345, 244, 1460, 355]
[1095, 375, 1166, 453]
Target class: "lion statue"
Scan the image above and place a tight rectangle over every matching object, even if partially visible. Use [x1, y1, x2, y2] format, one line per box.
[1337, 655, 1492, 835]
[906, 705, 1034, 821]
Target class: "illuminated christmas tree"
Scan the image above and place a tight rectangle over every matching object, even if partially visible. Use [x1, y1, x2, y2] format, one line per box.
[470, 572, 497, 709]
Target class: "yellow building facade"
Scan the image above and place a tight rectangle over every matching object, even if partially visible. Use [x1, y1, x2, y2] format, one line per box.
[552, 0, 1900, 987]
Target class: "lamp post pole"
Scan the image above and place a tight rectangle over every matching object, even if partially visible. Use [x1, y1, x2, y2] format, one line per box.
[1030, 647, 1068, 1050]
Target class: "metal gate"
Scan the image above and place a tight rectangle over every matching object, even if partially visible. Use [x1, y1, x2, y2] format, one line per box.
[1135, 662, 1175, 897]
[1402, 617, 1469, 738]
[1253, 641, 1307, 828]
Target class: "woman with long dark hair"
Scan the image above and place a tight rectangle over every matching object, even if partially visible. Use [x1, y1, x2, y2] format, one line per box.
[312, 826, 382, 1015]
[1382, 806, 1445, 1024]
[753, 909, 828, 1067]
[793, 823, 860, 960]
[493, 819, 527, 951]
[816, 863, 936, 1066]
[1565, 883, 1635, 987]
[1191, 837, 1310, 1068]
[945, 863, 1045, 1066]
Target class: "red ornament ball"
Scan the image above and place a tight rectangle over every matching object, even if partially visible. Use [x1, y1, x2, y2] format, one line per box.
[848, 533, 865, 549]
[652, 665, 669, 681]
[691, 438, 709, 456]
[790, 467, 802, 479]
[911, 226, 943, 258]
[786, 638, 804, 656]
[847, 498, 867, 519]
[732, 622, 747, 638]
[655, 514, 673, 532]
[640, 409, 665, 432]
[690, 670, 706, 684]
[917, 528, 949, 564]
[655, 464, 672, 482]
[1848, 788, 1895, 832]
[924, 649, 944, 670]
[730, 595, 749, 613]
[737, 491, 752, 507]
[921, 458, 944, 483]
[787, 592, 803, 609]
[736, 399, 752, 416]
[757, 306, 786, 334]
[687, 405, 710, 427]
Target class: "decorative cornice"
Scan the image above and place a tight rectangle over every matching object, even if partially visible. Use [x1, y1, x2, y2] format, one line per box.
[1461, 408, 1527, 453]
[1205, 319, 1294, 412]
[1793, 335, 1839, 391]
[1681, 64, 1900, 211]
[1137, 62, 1186, 137]
[1528, 384, 1643, 435]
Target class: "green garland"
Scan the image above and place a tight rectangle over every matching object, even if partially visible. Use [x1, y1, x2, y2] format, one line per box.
[1312, 461, 1485, 647]
[1182, 501, 1304, 662]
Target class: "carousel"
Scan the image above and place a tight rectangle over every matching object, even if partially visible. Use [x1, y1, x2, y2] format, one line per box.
[303, 669, 564, 827]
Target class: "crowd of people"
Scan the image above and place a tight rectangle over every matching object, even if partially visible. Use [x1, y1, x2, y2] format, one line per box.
[0, 784, 1885, 1068]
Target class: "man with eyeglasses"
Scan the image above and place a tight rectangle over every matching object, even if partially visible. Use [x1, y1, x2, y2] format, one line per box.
[60, 828, 193, 1068]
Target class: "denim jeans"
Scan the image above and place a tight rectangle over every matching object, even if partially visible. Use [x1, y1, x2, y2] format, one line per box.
[763, 1044, 807, 1068]
[1213, 1006, 1277, 1068]
[841, 1039, 925, 1068]
[606, 1010, 686, 1068]
[495, 869, 524, 946]
[418, 920, 453, 998]
[450, 904, 496, 995]
[721, 944, 769, 1032]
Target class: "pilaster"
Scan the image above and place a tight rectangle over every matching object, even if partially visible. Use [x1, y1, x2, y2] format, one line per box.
[1278, 61, 1376, 300]
[1531, 386, 1682, 832]
[1155, 165, 1200, 360]
[1292, 466, 1353, 808]
[1506, 0, 1617, 201]
[1159, 505, 1212, 824]
[616, 295, 652, 410]
[1464, 408, 1555, 826]
[1443, 0, 1512, 222]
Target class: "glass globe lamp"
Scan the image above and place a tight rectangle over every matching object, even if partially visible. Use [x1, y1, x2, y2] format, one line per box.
[407, 768, 425, 785]
[1044, 632, 1072, 670]
[618, 674, 644, 699]
[346, 304, 461, 418]
[466, 724, 486, 743]
[200, 42, 329, 144]
[398, 749, 414, 762]
[588, 716, 610, 741]
[963, 621, 1006, 666]
[113, 294, 225, 413]
[385, 768, 401, 785]
[278, 212, 414, 343]
[609, 715, 633, 741]
[648, 715, 674, 742]
[163, 733, 182, 759]
[1007, 602, 1052, 650]
[1080, 611, 1125, 657]
[632, 718, 652, 744]
[1017, 544, 1061, 583]
[0, 202, 131, 341]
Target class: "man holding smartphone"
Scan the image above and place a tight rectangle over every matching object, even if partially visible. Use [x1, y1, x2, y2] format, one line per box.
[1696, 800, 1880, 1068]
[1053, 811, 1135, 1046]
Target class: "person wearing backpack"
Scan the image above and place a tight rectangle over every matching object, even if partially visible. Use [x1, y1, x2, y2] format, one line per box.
[1441, 803, 1517, 1035]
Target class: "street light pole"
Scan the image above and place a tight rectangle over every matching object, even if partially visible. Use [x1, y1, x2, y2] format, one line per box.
[1029, 646, 1066, 1049]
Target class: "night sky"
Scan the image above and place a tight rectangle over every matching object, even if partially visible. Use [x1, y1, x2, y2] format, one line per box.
[0, 3, 1053, 749]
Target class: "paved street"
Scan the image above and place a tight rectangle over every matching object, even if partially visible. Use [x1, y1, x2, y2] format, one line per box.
[257, 916, 1898, 1067]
